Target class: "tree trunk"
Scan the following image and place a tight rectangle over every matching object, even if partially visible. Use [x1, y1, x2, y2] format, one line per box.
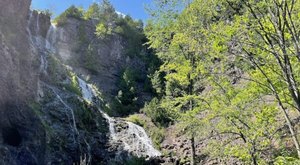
[190, 136, 196, 165]
[250, 145, 258, 165]
[281, 105, 300, 158]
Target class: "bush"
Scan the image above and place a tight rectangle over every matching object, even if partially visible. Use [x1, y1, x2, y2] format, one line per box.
[54, 5, 83, 26]
[126, 114, 146, 127]
[64, 71, 81, 96]
[83, 44, 99, 73]
[83, 3, 101, 20]
[95, 23, 112, 39]
[274, 156, 300, 165]
[143, 98, 172, 127]
[111, 67, 141, 116]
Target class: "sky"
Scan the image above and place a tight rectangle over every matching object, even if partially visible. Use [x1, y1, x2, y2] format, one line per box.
[31, 0, 152, 21]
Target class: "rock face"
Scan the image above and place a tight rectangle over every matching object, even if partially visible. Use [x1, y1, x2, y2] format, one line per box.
[0, 0, 37, 103]
[52, 18, 148, 104]
[0, 0, 162, 164]
[0, 0, 48, 164]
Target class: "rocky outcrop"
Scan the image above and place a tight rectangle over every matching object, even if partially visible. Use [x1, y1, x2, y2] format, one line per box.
[52, 18, 148, 105]
[0, 0, 46, 164]
[0, 0, 38, 103]
[0, 0, 160, 164]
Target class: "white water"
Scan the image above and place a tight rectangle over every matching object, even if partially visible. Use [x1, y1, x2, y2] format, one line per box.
[36, 13, 40, 35]
[30, 11, 161, 158]
[27, 11, 34, 46]
[45, 24, 57, 52]
[29, 11, 93, 162]
[28, 10, 51, 74]
[44, 84, 79, 143]
[77, 78, 95, 103]
[77, 77, 161, 158]
[125, 122, 161, 157]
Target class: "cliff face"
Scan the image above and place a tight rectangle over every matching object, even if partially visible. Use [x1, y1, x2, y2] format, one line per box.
[0, 0, 37, 104]
[0, 0, 46, 164]
[53, 18, 148, 104]
[0, 0, 160, 164]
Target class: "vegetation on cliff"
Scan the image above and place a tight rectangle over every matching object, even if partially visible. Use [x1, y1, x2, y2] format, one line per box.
[53, 0, 300, 163]
[144, 0, 300, 164]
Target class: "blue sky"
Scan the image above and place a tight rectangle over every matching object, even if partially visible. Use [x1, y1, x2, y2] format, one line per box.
[31, 0, 152, 21]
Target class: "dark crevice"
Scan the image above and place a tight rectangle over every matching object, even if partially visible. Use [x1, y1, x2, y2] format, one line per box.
[2, 127, 22, 147]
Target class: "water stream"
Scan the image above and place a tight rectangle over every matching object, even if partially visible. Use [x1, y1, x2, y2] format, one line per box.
[29, 11, 161, 159]
[77, 77, 161, 158]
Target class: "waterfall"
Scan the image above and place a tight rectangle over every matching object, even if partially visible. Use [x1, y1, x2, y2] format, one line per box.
[27, 10, 50, 74]
[29, 9, 160, 160]
[77, 77, 161, 158]
[27, 11, 35, 47]
[77, 77, 117, 137]
[36, 13, 40, 35]
[125, 122, 161, 157]
[45, 24, 57, 52]
[55, 92, 79, 136]
[40, 23, 57, 74]
[77, 78, 95, 103]
[43, 84, 79, 143]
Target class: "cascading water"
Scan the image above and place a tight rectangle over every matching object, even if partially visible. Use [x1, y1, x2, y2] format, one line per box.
[27, 11, 34, 46]
[45, 24, 57, 53]
[29, 11, 80, 139]
[77, 78, 95, 103]
[36, 13, 40, 35]
[77, 77, 161, 158]
[124, 122, 161, 157]
[37, 83, 79, 149]
[43, 22, 93, 164]
[28, 10, 50, 74]
[29, 9, 160, 160]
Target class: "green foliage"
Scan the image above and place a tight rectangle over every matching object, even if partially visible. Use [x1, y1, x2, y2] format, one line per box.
[39, 9, 53, 18]
[149, 71, 165, 96]
[78, 23, 87, 44]
[54, 5, 84, 26]
[114, 16, 144, 57]
[83, 44, 99, 73]
[47, 56, 66, 84]
[274, 157, 300, 165]
[126, 114, 146, 127]
[87, 1, 146, 57]
[83, 3, 101, 20]
[145, 0, 300, 163]
[111, 67, 141, 116]
[64, 71, 82, 96]
[143, 98, 173, 126]
[91, 0, 117, 39]
[95, 23, 112, 39]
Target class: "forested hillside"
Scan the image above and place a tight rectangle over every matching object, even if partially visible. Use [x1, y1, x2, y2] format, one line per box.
[1, 0, 300, 164]
[140, 0, 300, 164]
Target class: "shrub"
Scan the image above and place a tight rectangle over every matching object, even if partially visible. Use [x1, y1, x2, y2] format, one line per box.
[143, 98, 172, 127]
[95, 23, 112, 39]
[54, 5, 84, 26]
[64, 71, 81, 96]
[274, 156, 300, 165]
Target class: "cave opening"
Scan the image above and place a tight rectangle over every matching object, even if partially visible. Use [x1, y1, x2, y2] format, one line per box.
[2, 127, 22, 147]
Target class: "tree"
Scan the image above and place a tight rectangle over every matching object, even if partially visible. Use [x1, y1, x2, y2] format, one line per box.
[145, 0, 300, 163]
[54, 5, 84, 26]
[84, 3, 101, 20]
[206, 0, 300, 158]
